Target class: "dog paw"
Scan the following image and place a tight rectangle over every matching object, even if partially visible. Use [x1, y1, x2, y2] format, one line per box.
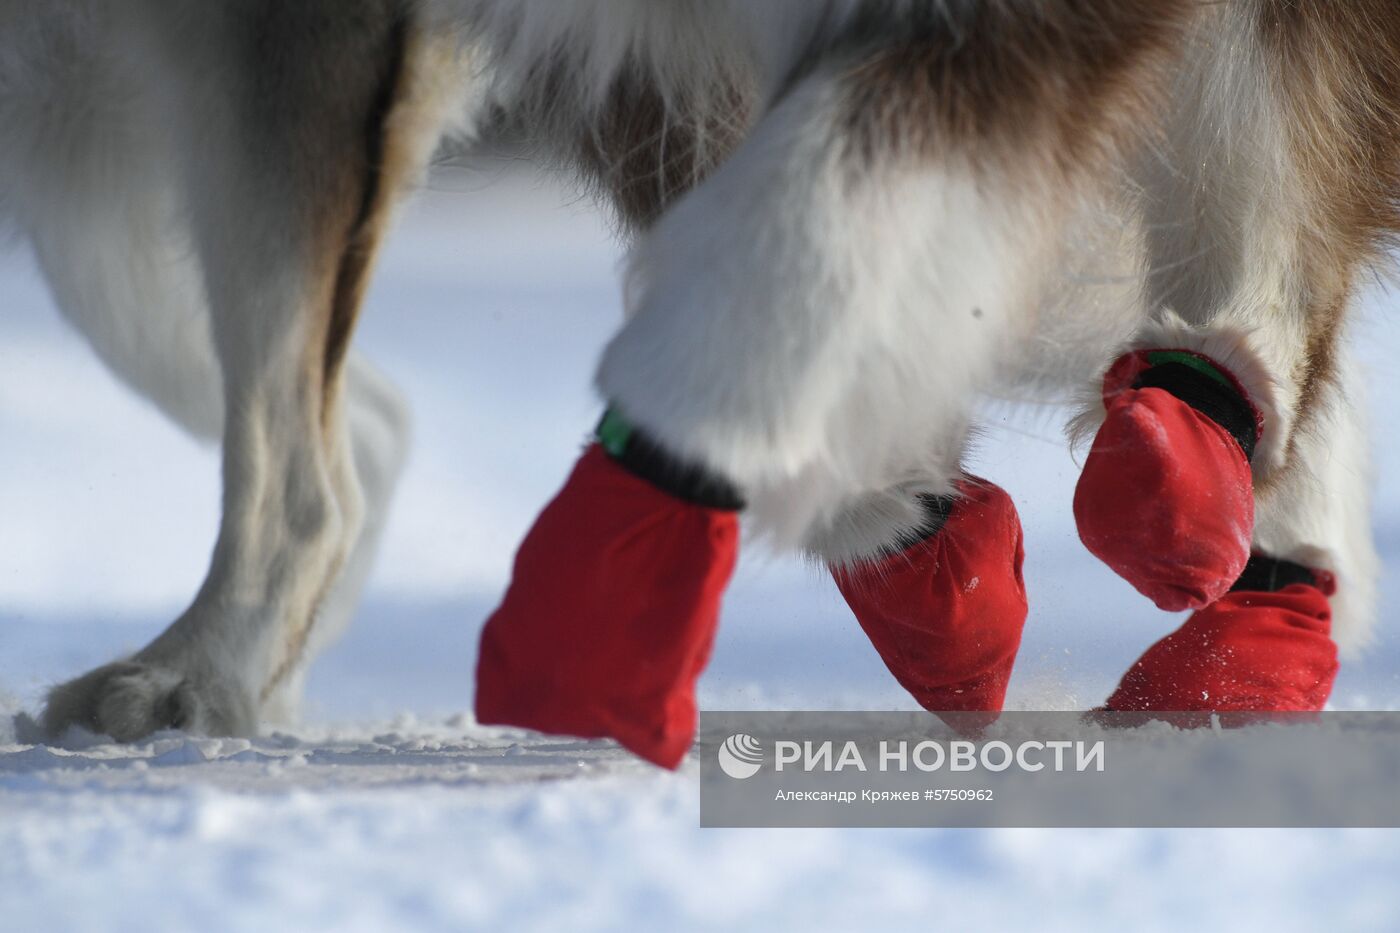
[41, 660, 254, 744]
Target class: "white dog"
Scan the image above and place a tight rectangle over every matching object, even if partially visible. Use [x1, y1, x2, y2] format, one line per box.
[2, 0, 1386, 742]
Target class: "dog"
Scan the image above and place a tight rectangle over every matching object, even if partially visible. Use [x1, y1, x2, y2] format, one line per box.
[2, 1, 1389, 750]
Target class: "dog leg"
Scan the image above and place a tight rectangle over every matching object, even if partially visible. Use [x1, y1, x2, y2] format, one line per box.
[1077, 6, 1399, 711]
[1075, 3, 1396, 631]
[1251, 351, 1379, 659]
[27, 189, 408, 728]
[1, 3, 223, 442]
[41, 5, 471, 741]
[477, 3, 1195, 765]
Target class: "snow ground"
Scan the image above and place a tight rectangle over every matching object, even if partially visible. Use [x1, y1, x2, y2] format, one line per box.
[2, 162, 1400, 930]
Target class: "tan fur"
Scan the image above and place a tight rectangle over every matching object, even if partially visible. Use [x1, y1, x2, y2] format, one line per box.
[835, 0, 1193, 184]
[577, 71, 754, 230]
[262, 24, 477, 703]
[503, 57, 755, 232]
[1258, 2, 1400, 457]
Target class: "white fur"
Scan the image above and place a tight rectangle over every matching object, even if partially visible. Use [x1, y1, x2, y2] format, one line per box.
[1253, 348, 1380, 656]
[0, 1, 221, 437]
[598, 71, 1055, 546]
[1130, 1, 1311, 480]
[800, 482, 953, 568]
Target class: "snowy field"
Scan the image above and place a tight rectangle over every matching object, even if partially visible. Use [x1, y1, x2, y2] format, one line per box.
[3, 162, 1400, 930]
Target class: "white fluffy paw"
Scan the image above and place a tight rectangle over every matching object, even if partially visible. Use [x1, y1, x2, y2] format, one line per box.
[41, 660, 255, 743]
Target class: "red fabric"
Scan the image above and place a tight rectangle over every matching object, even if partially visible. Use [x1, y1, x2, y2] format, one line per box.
[831, 478, 1027, 716]
[1074, 351, 1256, 611]
[474, 444, 739, 770]
[1104, 583, 1338, 713]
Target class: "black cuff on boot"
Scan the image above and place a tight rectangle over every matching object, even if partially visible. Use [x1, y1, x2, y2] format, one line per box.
[1133, 356, 1258, 463]
[1230, 554, 1321, 594]
[596, 407, 746, 511]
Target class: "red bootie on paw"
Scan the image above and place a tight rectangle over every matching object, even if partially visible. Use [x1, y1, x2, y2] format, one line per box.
[1074, 350, 1262, 612]
[831, 478, 1028, 715]
[1105, 566, 1338, 713]
[474, 443, 739, 770]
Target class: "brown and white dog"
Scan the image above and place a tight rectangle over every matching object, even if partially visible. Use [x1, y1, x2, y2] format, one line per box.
[1, 0, 1389, 742]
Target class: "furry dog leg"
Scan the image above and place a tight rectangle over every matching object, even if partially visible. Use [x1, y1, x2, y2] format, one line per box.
[1081, 5, 1397, 709]
[1251, 352, 1379, 658]
[41, 5, 474, 741]
[1074, 2, 1396, 634]
[0, 2, 223, 442]
[24, 153, 411, 730]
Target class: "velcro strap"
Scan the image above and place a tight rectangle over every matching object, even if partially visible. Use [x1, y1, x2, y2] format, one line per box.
[1133, 359, 1258, 463]
[596, 408, 746, 511]
[1230, 554, 1321, 594]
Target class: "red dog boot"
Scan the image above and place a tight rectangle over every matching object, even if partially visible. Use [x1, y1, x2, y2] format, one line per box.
[475, 410, 743, 770]
[1074, 349, 1263, 611]
[831, 478, 1028, 716]
[1104, 555, 1339, 713]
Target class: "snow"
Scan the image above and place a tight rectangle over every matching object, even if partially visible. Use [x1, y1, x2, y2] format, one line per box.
[6, 712, 1400, 932]
[2, 161, 1400, 930]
